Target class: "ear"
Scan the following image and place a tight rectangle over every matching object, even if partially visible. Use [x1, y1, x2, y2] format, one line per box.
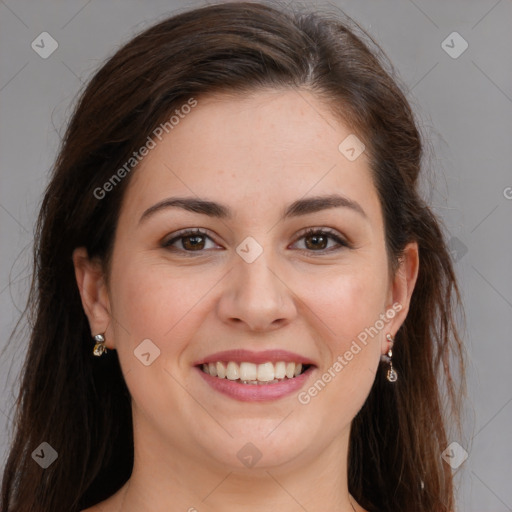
[72, 247, 114, 349]
[382, 241, 419, 353]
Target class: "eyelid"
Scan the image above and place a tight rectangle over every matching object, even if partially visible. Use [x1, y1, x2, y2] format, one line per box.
[290, 227, 351, 252]
[161, 228, 221, 250]
[162, 226, 351, 255]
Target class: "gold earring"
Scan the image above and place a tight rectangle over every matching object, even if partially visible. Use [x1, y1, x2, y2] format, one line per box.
[385, 333, 397, 382]
[93, 333, 107, 356]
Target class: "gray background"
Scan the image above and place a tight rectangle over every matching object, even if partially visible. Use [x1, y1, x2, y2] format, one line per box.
[1, 0, 511, 510]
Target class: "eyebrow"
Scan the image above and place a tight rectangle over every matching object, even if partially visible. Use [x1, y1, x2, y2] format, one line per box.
[138, 193, 368, 224]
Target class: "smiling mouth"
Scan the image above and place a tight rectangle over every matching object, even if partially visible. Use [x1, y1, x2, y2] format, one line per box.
[199, 361, 312, 385]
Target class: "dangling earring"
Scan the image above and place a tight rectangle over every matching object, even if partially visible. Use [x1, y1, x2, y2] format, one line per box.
[385, 333, 397, 382]
[93, 333, 107, 356]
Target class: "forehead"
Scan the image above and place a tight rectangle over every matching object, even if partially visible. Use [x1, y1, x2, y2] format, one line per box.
[121, 88, 381, 225]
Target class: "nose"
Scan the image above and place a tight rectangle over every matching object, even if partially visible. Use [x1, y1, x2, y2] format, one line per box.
[216, 251, 297, 332]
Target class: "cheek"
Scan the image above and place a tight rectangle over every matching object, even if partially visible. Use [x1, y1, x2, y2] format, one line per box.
[299, 263, 389, 346]
[295, 263, 389, 408]
[106, 258, 218, 427]
[108, 255, 220, 360]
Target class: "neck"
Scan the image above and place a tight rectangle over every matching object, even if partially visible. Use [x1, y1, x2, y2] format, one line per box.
[110, 416, 361, 512]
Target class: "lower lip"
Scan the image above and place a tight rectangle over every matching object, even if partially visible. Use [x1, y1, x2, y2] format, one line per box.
[196, 366, 315, 402]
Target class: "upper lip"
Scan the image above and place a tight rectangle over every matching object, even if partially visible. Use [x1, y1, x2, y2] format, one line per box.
[193, 349, 317, 366]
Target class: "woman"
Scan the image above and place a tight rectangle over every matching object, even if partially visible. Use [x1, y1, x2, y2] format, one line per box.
[1, 2, 465, 511]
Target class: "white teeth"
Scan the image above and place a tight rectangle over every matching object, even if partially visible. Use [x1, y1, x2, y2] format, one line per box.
[216, 361, 226, 379]
[226, 361, 239, 380]
[257, 362, 275, 382]
[201, 361, 308, 383]
[239, 362, 257, 381]
[285, 362, 295, 379]
[274, 361, 286, 379]
[208, 362, 217, 376]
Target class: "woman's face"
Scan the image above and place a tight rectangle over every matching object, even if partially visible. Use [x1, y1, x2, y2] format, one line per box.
[77, 88, 417, 471]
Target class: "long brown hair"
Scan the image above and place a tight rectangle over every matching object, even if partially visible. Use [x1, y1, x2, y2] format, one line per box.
[1, 2, 465, 511]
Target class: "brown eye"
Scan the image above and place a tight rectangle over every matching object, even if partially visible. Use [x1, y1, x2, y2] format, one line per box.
[304, 232, 328, 250]
[292, 228, 350, 253]
[181, 234, 206, 250]
[162, 229, 219, 253]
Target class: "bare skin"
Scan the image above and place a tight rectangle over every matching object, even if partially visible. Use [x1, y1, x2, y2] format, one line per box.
[75, 88, 419, 512]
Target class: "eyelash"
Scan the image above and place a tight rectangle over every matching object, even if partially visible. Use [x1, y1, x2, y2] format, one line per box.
[161, 227, 351, 256]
